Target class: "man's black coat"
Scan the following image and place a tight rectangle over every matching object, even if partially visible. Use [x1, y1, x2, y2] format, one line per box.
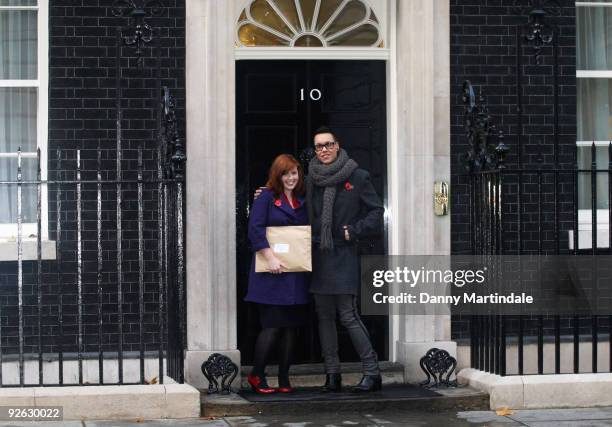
[309, 168, 384, 295]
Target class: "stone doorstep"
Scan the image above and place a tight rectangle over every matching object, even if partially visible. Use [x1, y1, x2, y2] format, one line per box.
[0, 383, 201, 421]
[200, 387, 489, 417]
[239, 361, 405, 389]
[458, 368, 612, 410]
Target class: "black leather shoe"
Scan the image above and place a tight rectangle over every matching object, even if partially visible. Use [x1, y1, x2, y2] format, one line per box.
[321, 373, 342, 392]
[352, 374, 382, 392]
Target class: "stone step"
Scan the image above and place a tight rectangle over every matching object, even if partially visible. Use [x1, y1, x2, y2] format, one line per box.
[201, 385, 489, 417]
[239, 361, 405, 389]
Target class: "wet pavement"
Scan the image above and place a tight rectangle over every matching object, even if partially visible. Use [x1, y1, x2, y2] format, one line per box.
[5, 407, 612, 426]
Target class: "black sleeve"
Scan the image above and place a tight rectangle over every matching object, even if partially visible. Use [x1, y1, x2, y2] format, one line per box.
[348, 171, 384, 240]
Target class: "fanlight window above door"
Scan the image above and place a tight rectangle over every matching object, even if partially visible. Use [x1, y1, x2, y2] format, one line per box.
[237, 0, 383, 48]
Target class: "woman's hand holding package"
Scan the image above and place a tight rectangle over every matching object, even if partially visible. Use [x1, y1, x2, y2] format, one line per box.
[260, 248, 284, 274]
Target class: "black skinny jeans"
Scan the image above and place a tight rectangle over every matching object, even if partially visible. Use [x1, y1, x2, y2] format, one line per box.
[314, 294, 380, 376]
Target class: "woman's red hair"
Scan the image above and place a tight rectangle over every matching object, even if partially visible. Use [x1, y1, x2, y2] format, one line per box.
[266, 154, 305, 197]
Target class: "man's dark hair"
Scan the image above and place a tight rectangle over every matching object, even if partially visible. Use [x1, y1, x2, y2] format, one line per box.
[313, 125, 338, 142]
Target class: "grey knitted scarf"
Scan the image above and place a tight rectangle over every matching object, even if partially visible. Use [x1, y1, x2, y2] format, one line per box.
[307, 149, 358, 250]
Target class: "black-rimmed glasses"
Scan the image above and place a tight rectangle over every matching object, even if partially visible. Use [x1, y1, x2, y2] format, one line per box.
[314, 141, 337, 152]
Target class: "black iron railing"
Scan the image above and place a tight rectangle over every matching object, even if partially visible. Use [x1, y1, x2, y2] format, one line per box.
[468, 161, 612, 377]
[464, 77, 612, 376]
[0, 83, 185, 386]
[0, 150, 184, 385]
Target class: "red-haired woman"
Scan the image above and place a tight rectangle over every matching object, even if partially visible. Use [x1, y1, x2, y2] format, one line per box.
[244, 154, 310, 394]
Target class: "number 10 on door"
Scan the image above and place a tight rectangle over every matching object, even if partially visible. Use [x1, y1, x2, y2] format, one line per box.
[300, 88, 321, 101]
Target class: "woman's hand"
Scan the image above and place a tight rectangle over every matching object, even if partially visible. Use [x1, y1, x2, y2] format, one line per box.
[267, 255, 284, 274]
[260, 248, 284, 274]
[253, 186, 267, 200]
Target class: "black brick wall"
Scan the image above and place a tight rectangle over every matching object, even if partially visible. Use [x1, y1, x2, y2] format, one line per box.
[0, 0, 583, 359]
[48, 0, 185, 165]
[450, 0, 578, 339]
[0, 0, 185, 356]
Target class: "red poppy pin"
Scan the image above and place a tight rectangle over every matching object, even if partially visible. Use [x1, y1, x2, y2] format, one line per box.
[274, 199, 282, 207]
[344, 182, 354, 191]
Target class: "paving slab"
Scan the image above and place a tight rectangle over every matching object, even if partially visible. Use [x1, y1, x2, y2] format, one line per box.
[0, 422, 82, 427]
[225, 414, 374, 426]
[362, 411, 520, 427]
[84, 419, 229, 427]
[507, 408, 612, 422]
[456, 410, 526, 424]
[524, 421, 612, 427]
[10, 408, 612, 427]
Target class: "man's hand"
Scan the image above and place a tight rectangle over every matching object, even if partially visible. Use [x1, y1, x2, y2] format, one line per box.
[253, 186, 266, 200]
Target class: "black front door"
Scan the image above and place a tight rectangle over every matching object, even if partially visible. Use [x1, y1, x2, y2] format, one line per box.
[236, 60, 387, 365]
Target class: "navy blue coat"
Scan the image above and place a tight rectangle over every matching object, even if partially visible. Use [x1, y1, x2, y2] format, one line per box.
[244, 188, 311, 305]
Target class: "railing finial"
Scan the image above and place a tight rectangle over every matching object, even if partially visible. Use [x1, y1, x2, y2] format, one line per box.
[461, 81, 508, 173]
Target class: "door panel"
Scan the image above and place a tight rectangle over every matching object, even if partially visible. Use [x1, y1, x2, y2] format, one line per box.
[319, 76, 372, 112]
[308, 60, 388, 363]
[245, 74, 298, 113]
[236, 60, 387, 365]
[247, 125, 299, 190]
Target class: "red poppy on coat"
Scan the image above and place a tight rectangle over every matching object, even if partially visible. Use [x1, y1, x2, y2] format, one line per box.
[274, 199, 282, 207]
[344, 182, 354, 191]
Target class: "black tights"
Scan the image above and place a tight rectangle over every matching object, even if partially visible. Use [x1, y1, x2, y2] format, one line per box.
[251, 327, 296, 387]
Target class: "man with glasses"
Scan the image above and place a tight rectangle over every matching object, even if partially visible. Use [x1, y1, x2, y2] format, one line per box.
[307, 126, 384, 393]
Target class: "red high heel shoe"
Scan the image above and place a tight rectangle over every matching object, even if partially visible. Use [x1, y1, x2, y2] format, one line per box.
[247, 374, 276, 394]
[276, 377, 294, 393]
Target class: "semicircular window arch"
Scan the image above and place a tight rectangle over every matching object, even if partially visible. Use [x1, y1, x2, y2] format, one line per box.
[237, 0, 383, 48]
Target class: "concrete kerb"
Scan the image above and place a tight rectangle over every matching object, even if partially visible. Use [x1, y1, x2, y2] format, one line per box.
[458, 368, 612, 410]
[458, 368, 524, 409]
[0, 383, 200, 420]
